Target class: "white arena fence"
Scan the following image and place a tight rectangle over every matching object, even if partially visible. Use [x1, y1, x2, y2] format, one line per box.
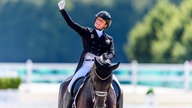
[0, 59, 191, 91]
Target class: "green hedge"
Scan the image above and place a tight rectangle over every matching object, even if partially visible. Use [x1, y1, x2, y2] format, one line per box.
[0, 77, 22, 89]
[146, 88, 155, 95]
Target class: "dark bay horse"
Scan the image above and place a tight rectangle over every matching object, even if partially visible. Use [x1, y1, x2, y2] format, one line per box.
[58, 58, 122, 108]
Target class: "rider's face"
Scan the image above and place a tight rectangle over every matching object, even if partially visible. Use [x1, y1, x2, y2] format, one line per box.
[94, 17, 108, 30]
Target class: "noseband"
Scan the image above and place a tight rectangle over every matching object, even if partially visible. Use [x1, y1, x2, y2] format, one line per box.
[91, 69, 113, 108]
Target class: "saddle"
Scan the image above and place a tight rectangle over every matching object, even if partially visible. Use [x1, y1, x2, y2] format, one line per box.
[71, 77, 85, 98]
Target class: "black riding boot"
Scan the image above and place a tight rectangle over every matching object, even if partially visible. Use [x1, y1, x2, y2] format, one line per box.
[112, 80, 123, 108]
[63, 91, 72, 108]
[117, 88, 123, 108]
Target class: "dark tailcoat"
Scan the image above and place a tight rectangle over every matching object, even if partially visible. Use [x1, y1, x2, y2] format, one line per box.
[60, 9, 115, 72]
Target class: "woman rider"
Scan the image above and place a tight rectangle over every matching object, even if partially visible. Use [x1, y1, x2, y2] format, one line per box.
[58, 0, 121, 107]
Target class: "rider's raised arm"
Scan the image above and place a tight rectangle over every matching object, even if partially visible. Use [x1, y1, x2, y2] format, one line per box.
[58, 0, 86, 37]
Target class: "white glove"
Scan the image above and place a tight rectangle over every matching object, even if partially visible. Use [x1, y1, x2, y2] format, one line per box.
[58, 0, 65, 10]
[98, 55, 111, 64]
[104, 59, 111, 64]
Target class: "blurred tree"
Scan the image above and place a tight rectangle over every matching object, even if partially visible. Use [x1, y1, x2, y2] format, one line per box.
[0, 0, 158, 63]
[124, 0, 192, 63]
[179, 0, 192, 61]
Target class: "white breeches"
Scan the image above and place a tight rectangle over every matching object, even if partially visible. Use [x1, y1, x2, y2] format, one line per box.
[67, 53, 95, 92]
[67, 61, 94, 92]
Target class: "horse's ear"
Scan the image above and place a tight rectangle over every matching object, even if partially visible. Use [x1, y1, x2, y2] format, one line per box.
[111, 62, 120, 71]
[94, 57, 101, 67]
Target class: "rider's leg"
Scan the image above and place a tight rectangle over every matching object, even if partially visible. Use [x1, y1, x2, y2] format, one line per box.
[68, 57, 94, 92]
[112, 74, 121, 86]
[112, 75, 123, 108]
[68, 65, 92, 92]
[64, 64, 93, 108]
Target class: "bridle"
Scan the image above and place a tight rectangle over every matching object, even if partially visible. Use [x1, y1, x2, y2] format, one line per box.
[91, 68, 113, 108]
[92, 86, 108, 108]
[94, 68, 113, 81]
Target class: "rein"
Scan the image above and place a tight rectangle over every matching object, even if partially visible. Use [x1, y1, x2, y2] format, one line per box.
[92, 86, 107, 108]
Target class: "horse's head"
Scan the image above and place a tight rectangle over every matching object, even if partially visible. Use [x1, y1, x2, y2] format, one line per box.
[91, 57, 120, 108]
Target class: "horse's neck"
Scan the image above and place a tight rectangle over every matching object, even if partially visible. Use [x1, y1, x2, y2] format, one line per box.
[78, 78, 93, 102]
